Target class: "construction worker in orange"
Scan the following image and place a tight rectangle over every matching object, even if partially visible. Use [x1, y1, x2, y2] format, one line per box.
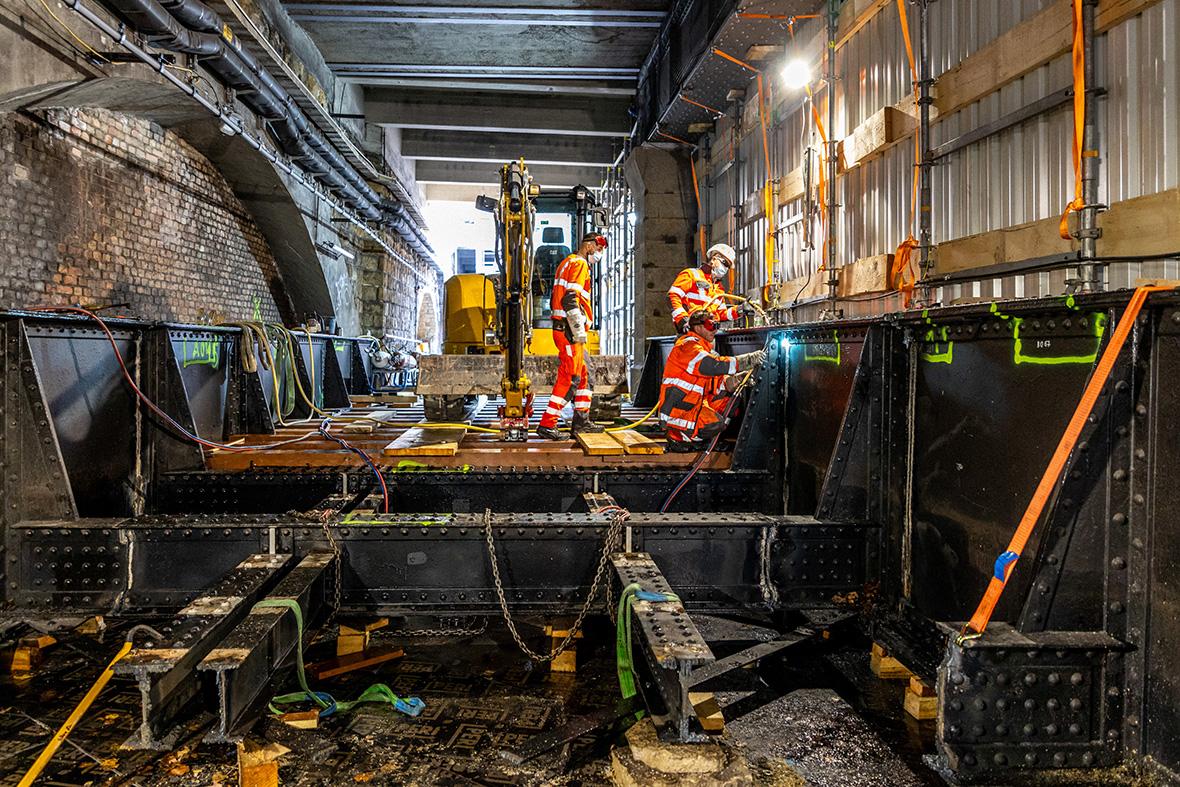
[659, 309, 766, 452]
[536, 232, 608, 441]
[667, 243, 748, 333]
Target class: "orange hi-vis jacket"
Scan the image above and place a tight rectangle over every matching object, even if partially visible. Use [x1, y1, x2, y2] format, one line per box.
[658, 332, 737, 439]
[667, 267, 738, 328]
[551, 253, 593, 330]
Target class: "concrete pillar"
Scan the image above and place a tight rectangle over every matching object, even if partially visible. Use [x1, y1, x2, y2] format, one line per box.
[623, 146, 697, 375]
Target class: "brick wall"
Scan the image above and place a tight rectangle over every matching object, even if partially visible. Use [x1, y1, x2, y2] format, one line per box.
[359, 236, 443, 349]
[0, 108, 286, 323]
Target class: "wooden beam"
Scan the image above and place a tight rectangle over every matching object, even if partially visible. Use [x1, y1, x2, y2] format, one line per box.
[576, 432, 625, 456]
[935, 0, 1159, 119]
[609, 430, 665, 455]
[841, 106, 917, 169]
[934, 187, 1180, 275]
[384, 427, 464, 456]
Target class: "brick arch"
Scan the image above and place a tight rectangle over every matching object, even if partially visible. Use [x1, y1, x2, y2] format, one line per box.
[0, 76, 337, 324]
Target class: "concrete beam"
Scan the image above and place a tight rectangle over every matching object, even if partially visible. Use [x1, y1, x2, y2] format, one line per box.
[415, 159, 606, 188]
[399, 130, 620, 167]
[343, 78, 634, 97]
[365, 87, 632, 136]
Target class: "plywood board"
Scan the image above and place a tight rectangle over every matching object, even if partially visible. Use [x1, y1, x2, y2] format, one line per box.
[383, 427, 464, 456]
[575, 432, 625, 456]
[610, 430, 665, 455]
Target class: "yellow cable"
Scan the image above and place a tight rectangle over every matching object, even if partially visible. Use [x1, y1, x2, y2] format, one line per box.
[35, 0, 110, 64]
[604, 403, 659, 432]
[18, 641, 132, 787]
[417, 421, 502, 434]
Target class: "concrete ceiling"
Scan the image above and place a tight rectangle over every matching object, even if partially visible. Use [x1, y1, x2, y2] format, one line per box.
[283, 0, 672, 191]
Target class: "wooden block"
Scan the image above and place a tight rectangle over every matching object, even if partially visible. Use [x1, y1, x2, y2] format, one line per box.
[689, 692, 725, 733]
[237, 740, 289, 787]
[839, 254, 894, 297]
[870, 642, 913, 680]
[904, 678, 938, 720]
[76, 616, 106, 635]
[575, 432, 625, 456]
[842, 106, 915, 169]
[306, 646, 404, 681]
[337, 617, 389, 654]
[744, 44, 783, 62]
[544, 622, 583, 673]
[279, 709, 319, 729]
[688, 122, 713, 134]
[384, 428, 463, 456]
[609, 430, 665, 455]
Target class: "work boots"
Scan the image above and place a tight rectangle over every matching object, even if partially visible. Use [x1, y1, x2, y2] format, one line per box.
[571, 412, 605, 435]
[536, 425, 567, 441]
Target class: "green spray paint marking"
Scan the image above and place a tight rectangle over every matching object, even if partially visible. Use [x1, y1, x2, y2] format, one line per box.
[1012, 312, 1107, 365]
[803, 330, 841, 364]
[252, 295, 263, 322]
[182, 338, 222, 368]
[990, 302, 1107, 365]
[920, 310, 954, 364]
[333, 340, 347, 353]
[341, 511, 451, 527]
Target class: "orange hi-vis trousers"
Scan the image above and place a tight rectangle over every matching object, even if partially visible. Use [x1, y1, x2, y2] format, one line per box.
[539, 330, 591, 428]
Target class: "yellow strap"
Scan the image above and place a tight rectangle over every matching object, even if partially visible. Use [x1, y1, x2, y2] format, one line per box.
[18, 641, 133, 787]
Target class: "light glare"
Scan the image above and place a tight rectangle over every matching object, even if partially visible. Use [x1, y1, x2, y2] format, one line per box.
[780, 58, 811, 90]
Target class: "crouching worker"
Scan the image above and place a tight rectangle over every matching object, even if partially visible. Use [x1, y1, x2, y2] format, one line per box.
[658, 309, 766, 452]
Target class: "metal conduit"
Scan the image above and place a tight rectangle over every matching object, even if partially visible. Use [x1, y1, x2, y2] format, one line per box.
[95, 0, 434, 256]
[59, 0, 435, 282]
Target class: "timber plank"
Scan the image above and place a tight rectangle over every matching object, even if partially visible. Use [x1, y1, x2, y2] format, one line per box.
[609, 430, 665, 455]
[576, 432, 625, 456]
[384, 428, 465, 456]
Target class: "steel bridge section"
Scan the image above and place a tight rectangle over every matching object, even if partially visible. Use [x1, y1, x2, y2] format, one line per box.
[4, 293, 1180, 782]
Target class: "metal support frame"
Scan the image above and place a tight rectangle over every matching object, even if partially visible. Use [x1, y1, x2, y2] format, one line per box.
[1074, 0, 1104, 291]
[612, 552, 714, 742]
[115, 552, 292, 749]
[916, 0, 934, 304]
[939, 625, 1130, 776]
[824, 0, 840, 317]
[199, 551, 336, 742]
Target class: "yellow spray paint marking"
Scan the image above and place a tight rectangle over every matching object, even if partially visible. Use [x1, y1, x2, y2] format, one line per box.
[990, 302, 1107, 365]
[341, 512, 451, 527]
[1012, 313, 1107, 365]
[803, 330, 841, 364]
[920, 310, 953, 364]
[181, 338, 221, 368]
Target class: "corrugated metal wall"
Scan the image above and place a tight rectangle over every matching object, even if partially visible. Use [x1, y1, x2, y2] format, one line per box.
[696, 0, 1180, 313]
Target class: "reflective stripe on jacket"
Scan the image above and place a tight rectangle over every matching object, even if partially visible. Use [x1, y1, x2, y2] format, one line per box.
[658, 332, 736, 433]
[551, 253, 593, 325]
[667, 267, 739, 326]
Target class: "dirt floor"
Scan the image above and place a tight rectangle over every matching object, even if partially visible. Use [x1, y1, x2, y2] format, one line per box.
[1, 615, 945, 786]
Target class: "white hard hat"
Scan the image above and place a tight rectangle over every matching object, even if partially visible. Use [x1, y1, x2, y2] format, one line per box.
[705, 243, 736, 266]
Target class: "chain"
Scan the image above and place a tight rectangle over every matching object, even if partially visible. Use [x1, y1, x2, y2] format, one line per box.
[484, 507, 628, 663]
[398, 617, 488, 638]
[320, 513, 343, 622]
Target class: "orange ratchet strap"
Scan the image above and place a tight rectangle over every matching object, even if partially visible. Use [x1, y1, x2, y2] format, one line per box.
[1059, 0, 1087, 240]
[959, 286, 1171, 642]
[892, 0, 921, 305]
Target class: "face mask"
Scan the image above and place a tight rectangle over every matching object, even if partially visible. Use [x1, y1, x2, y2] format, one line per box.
[710, 259, 729, 278]
[590, 250, 603, 264]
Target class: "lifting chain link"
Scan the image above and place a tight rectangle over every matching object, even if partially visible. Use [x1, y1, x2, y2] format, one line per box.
[319, 512, 343, 622]
[484, 507, 628, 663]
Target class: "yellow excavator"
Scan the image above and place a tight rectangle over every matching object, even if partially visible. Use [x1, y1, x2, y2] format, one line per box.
[417, 160, 627, 439]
